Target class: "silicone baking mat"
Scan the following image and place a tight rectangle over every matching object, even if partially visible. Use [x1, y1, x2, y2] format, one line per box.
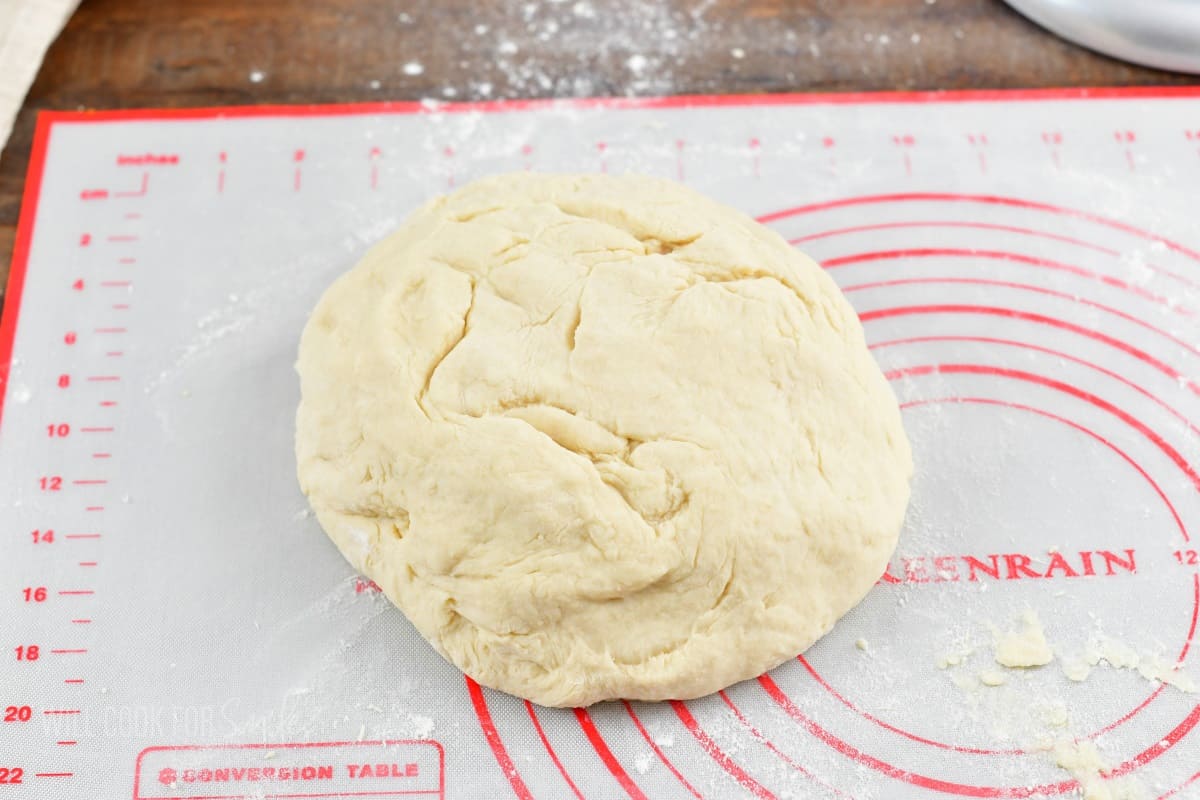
[3, 88, 1200, 799]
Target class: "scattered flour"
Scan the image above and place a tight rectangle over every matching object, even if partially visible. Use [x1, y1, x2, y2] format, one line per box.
[1051, 741, 1144, 800]
[936, 643, 975, 669]
[389, 0, 827, 101]
[1038, 703, 1070, 729]
[1066, 635, 1198, 693]
[403, 712, 435, 739]
[935, 611, 1194, 796]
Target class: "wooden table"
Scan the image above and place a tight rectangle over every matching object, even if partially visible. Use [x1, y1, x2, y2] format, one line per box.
[1, 0, 1197, 283]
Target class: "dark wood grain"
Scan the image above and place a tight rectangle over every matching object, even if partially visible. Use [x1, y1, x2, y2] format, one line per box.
[1, 0, 1197, 281]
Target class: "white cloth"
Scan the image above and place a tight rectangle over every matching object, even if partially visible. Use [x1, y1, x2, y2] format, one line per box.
[0, 0, 80, 152]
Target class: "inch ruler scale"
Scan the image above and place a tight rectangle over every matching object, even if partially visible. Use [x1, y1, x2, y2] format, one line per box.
[2, 88, 1200, 800]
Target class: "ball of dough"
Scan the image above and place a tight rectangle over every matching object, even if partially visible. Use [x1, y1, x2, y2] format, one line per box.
[295, 173, 911, 707]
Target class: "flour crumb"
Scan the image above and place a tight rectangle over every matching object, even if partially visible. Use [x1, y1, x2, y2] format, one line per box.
[1038, 703, 1070, 729]
[1080, 636, 1197, 692]
[730, 47, 745, 59]
[626, 54, 648, 74]
[1063, 658, 1092, 682]
[1088, 637, 1140, 670]
[402, 62, 424, 76]
[633, 752, 652, 774]
[855, 638, 869, 652]
[263, 751, 276, 760]
[937, 644, 974, 669]
[994, 610, 1054, 668]
[1051, 740, 1143, 800]
[1137, 654, 1198, 692]
[412, 714, 435, 739]
[653, 733, 674, 748]
[248, 70, 265, 83]
[979, 670, 1007, 687]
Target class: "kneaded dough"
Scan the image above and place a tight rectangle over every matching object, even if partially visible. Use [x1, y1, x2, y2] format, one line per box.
[295, 173, 912, 707]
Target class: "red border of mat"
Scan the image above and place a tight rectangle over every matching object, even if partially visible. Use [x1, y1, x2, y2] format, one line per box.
[3, 86, 1200, 797]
